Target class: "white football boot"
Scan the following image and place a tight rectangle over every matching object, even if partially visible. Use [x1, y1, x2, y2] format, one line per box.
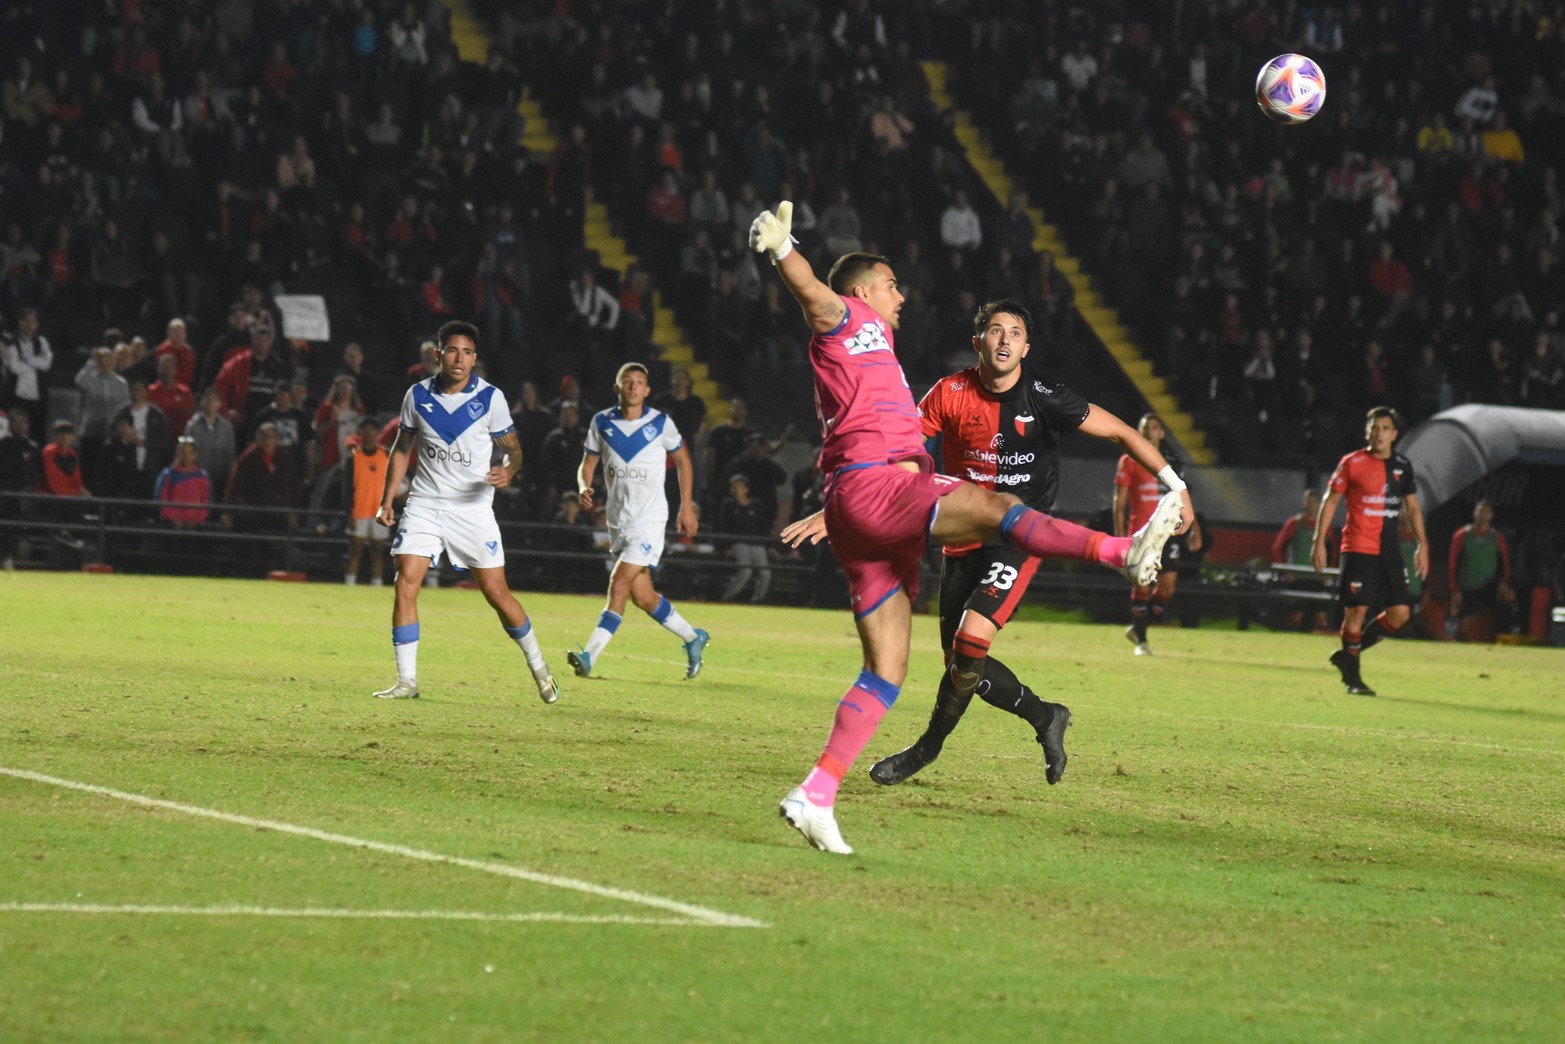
[373, 681, 420, 699]
[1122, 490, 1184, 587]
[778, 787, 853, 855]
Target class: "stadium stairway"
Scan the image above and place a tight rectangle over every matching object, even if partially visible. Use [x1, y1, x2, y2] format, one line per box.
[921, 62, 1214, 467]
[444, 0, 728, 424]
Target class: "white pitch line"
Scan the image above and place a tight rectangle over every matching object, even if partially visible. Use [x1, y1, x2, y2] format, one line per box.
[0, 766, 766, 929]
[0, 902, 716, 927]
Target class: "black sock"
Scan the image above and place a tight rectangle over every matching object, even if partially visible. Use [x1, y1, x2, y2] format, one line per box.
[922, 672, 973, 746]
[1150, 599, 1168, 626]
[1131, 603, 1150, 641]
[976, 656, 1052, 731]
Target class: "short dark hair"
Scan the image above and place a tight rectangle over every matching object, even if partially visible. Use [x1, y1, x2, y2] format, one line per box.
[826, 252, 890, 295]
[972, 298, 1033, 339]
[1365, 405, 1401, 431]
[1137, 413, 1164, 438]
[436, 319, 481, 350]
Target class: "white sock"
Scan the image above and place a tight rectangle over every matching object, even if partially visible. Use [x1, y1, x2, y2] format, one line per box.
[392, 623, 419, 686]
[649, 595, 698, 642]
[505, 620, 547, 674]
[345, 574, 356, 585]
[583, 610, 621, 658]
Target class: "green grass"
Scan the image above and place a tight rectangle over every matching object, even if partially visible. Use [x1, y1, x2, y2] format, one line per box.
[2, 572, 1563, 1042]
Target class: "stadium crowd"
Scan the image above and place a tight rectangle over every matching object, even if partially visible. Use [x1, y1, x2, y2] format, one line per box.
[0, 0, 1561, 625]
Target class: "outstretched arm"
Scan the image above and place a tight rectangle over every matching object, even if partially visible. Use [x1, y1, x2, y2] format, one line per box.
[1079, 405, 1193, 533]
[751, 201, 846, 333]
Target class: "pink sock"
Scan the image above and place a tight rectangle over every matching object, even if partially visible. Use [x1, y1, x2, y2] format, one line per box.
[1001, 505, 1130, 569]
[803, 672, 897, 805]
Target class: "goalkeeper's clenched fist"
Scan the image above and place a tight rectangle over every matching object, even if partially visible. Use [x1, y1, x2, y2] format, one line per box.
[748, 200, 795, 262]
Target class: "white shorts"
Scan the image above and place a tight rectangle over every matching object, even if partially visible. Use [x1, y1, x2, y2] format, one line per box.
[349, 517, 391, 541]
[391, 499, 505, 570]
[608, 520, 666, 569]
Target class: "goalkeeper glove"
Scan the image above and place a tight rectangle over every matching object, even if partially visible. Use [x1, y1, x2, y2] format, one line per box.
[748, 201, 796, 262]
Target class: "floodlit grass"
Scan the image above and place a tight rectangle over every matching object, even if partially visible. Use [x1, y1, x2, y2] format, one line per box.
[2, 572, 1562, 1042]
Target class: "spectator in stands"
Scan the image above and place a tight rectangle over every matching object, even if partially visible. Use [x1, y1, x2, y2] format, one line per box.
[202, 304, 252, 389]
[152, 318, 197, 389]
[567, 268, 620, 385]
[96, 415, 156, 517]
[718, 474, 773, 603]
[313, 375, 364, 475]
[940, 190, 983, 253]
[91, 218, 143, 321]
[185, 386, 236, 494]
[0, 409, 40, 488]
[40, 420, 89, 498]
[250, 385, 312, 479]
[1449, 499, 1516, 637]
[538, 401, 587, 507]
[473, 242, 525, 353]
[2, 308, 52, 435]
[224, 422, 301, 531]
[110, 378, 173, 484]
[1520, 332, 1565, 409]
[335, 342, 378, 417]
[216, 322, 292, 435]
[74, 346, 129, 477]
[148, 353, 195, 439]
[155, 436, 210, 529]
[510, 381, 554, 516]
[722, 432, 787, 533]
[818, 188, 864, 256]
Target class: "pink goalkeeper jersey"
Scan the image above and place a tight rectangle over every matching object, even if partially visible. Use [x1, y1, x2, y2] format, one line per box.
[810, 296, 926, 475]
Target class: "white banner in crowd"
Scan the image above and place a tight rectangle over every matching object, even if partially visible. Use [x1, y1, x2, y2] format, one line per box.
[275, 295, 332, 342]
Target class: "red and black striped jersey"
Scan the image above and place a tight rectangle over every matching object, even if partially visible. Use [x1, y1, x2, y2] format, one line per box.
[917, 367, 1089, 555]
[1327, 449, 1418, 556]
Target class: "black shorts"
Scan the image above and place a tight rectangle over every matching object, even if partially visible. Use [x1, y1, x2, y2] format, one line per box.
[1338, 550, 1413, 609]
[937, 545, 1040, 647]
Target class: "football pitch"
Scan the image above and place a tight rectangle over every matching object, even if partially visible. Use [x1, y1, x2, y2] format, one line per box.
[3, 572, 1563, 1042]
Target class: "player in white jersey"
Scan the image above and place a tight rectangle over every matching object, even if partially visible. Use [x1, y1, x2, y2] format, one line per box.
[372, 320, 559, 704]
[567, 362, 710, 679]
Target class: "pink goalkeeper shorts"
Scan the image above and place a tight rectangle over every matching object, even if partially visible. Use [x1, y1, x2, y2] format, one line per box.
[825, 461, 965, 617]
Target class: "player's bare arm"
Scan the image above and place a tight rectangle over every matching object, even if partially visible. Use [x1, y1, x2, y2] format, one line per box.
[750, 201, 847, 332]
[781, 510, 828, 547]
[376, 430, 416, 526]
[672, 444, 699, 537]
[487, 431, 521, 488]
[1311, 489, 1341, 573]
[1405, 491, 1430, 579]
[576, 451, 598, 511]
[1079, 405, 1194, 533]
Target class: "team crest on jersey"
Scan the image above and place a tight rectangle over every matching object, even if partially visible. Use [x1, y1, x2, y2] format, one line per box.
[845, 322, 891, 356]
[466, 400, 486, 419]
[1014, 413, 1035, 437]
[1392, 468, 1403, 480]
[485, 540, 498, 555]
[1349, 581, 1363, 594]
[643, 425, 657, 441]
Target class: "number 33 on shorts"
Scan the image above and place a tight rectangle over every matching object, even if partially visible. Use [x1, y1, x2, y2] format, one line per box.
[981, 562, 1019, 589]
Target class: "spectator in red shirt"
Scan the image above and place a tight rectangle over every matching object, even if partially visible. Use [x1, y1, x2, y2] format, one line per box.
[40, 420, 89, 496]
[148, 352, 196, 438]
[1367, 241, 1413, 326]
[152, 317, 196, 388]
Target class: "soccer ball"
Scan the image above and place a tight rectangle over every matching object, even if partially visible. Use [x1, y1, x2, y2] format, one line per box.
[1255, 53, 1326, 124]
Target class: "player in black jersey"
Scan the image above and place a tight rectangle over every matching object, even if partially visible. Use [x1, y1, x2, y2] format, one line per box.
[786, 299, 1192, 786]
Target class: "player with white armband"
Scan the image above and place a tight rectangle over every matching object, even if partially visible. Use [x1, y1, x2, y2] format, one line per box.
[373, 320, 560, 704]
